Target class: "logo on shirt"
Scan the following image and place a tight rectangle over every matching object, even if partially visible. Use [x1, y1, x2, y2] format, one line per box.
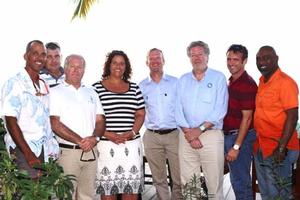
[207, 83, 213, 88]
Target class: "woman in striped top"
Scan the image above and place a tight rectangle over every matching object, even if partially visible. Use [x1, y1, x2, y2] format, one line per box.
[92, 50, 145, 200]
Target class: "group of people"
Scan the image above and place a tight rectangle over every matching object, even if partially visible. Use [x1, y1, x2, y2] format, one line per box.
[0, 39, 298, 200]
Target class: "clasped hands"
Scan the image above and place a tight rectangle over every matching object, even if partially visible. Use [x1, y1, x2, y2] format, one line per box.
[78, 136, 98, 152]
[183, 127, 203, 149]
[105, 131, 135, 145]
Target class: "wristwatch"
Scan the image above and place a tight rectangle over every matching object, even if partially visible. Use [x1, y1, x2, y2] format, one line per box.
[199, 124, 206, 132]
[233, 144, 240, 150]
[94, 136, 100, 142]
[279, 146, 286, 153]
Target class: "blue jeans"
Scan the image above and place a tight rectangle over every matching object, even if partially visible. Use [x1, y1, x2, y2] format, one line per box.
[254, 148, 299, 200]
[224, 129, 256, 200]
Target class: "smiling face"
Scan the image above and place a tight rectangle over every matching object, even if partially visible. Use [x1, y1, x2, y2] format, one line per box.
[226, 51, 247, 79]
[24, 42, 46, 73]
[146, 49, 164, 74]
[45, 48, 61, 73]
[109, 55, 126, 79]
[256, 46, 279, 79]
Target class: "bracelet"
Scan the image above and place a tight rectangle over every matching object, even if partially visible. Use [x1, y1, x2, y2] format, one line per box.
[131, 130, 136, 136]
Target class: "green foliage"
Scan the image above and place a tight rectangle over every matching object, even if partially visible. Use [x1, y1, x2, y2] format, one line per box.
[259, 156, 293, 200]
[72, 0, 98, 19]
[182, 174, 208, 200]
[0, 118, 75, 200]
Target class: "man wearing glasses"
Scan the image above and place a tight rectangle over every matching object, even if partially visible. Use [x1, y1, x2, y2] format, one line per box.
[1, 40, 59, 179]
[49, 54, 105, 200]
[40, 42, 65, 88]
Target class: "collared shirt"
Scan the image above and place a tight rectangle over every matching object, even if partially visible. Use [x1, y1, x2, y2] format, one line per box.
[40, 67, 65, 88]
[223, 71, 257, 131]
[254, 68, 299, 157]
[139, 74, 177, 130]
[176, 68, 228, 129]
[49, 81, 104, 145]
[1, 68, 59, 161]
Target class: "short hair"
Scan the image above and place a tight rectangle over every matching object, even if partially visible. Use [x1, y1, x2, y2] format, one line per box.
[64, 54, 86, 69]
[45, 42, 61, 50]
[187, 41, 210, 57]
[25, 40, 44, 53]
[102, 50, 132, 82]
[258, 45, 277, 56]
[227, 44, 248, 61]
[147, 48, 165, 62]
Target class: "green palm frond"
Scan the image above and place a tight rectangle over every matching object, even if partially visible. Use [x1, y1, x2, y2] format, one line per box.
[72, 0, 98, 20]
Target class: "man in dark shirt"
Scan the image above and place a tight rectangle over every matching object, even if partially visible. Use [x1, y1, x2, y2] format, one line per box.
[223, 44, 257, 200]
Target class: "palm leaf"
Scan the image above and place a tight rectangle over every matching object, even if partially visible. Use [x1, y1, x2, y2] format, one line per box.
[72, 0, 98, 19]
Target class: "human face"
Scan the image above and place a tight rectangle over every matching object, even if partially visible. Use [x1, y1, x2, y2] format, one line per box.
[189, 46, 208, 72]
[146, 50, 164, 73]
[45, 48, 61, 73]
[65, 56, 85, 86]
[110, 55, 126, 79]
[24, 42, 46, 73]
[226, 51, 246, 78]
[256, 48, 278, 78]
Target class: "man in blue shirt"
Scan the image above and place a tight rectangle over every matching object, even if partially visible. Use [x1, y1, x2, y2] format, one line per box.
[176, 41, 228, 200]
[139, 48, 182, 200]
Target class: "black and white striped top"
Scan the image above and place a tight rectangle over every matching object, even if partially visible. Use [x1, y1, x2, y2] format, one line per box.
[92, 81, 145, 137]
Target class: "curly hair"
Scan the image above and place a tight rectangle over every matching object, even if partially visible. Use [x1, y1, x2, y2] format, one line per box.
[102, 50, 132, 82]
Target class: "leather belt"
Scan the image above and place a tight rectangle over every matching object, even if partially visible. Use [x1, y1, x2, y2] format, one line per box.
[223, 129, 239, 135]
[59, 143, 81, 149]
[147, 128, 177, 135]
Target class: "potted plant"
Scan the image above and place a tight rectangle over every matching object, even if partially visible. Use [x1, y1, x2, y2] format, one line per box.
[0, 118, 75, 200]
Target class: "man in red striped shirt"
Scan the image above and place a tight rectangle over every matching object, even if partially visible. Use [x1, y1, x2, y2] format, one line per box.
[223, 44, 258, 200]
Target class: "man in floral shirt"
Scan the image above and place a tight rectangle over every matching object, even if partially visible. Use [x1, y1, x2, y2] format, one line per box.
[1, 40, 59, 179]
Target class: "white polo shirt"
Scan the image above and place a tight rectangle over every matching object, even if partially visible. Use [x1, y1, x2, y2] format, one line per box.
[49, 81, 104, 145]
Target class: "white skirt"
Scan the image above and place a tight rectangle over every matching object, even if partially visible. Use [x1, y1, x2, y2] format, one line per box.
[95, 137, 144, 195]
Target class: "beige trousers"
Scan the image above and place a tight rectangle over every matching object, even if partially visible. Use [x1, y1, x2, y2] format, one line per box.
[143, 129, 183, 200]
[179, 129, 224, 200]
[58, 147, 97, 200]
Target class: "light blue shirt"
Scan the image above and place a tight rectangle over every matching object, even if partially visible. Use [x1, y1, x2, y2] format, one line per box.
[139, 74, 178, 129]
[175, 68, 228, 129]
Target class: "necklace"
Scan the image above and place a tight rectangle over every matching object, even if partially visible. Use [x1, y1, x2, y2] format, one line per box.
[32, 79, 49, 96]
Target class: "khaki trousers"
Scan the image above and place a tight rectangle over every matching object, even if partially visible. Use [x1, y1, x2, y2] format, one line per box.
[58, 147, 97, 200]
[143, 129, 183, 200]
[179, 129, 224, 200]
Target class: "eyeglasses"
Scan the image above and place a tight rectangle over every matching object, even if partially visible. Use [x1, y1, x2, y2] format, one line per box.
[80, 149, 96, 162]
[32, 79, 49, 96]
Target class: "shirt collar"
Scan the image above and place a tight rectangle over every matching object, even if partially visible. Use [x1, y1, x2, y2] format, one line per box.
[145, 73, 168, 84]
[62, 80, 85, 88]
[40, 66, 64, 76]
[259, 68, 281, 84]
[229, 70, 248, 83]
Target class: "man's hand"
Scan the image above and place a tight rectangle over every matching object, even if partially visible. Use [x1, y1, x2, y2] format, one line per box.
[190, 138, 203, 149]
[79, 136, 97, 151]
[226, 148, 239, 162]
[184, 127, 201, 142]
[272, 146, 287, 164]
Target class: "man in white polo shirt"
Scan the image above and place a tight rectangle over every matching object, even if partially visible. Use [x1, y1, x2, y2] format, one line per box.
[49, 54, 105, 200]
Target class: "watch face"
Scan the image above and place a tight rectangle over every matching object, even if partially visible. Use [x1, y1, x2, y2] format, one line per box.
[200, 125, 205, 131]
[233, 144, 240, 150]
